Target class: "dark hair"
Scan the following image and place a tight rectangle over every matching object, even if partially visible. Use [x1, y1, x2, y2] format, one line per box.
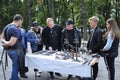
[13, 14, 23, 21]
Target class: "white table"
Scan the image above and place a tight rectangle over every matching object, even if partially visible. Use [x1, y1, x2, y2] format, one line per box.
[25, 53, 91, 77]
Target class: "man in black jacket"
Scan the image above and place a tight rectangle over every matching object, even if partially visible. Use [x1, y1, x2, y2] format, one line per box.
[42, 18, 62, 51]
[61, 20, 81, 52]
[42, 18, 62, 79]
[87, 16, 103, 80]
[61, 20, 81, 80]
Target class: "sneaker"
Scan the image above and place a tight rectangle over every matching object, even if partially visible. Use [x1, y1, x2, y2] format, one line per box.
[34, 69, 38, 72]
[55, 72, 62, 77]
[76, 76, 82, 80]
[36, 72, 41, 77]
[20, 74, 28, 78]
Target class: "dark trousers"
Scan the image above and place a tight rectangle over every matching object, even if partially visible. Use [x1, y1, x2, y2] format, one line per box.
[37, 44, 43, 51]
[49, 72, 53, 76]
[104, 57, 115, 80]
[92, 63, 98, 80]
[19, 49, 28, 75]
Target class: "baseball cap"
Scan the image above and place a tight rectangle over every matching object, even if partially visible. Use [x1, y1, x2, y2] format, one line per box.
[66, 20, 74, 25]
[32, 21, 39, 27]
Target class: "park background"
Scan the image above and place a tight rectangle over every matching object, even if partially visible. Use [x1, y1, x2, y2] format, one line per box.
[0, 0, 120, 40]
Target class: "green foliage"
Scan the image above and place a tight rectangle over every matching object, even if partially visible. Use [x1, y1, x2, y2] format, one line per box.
[0, 0, 120, 33]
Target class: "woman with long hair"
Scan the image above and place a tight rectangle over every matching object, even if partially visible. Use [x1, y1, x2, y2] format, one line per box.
[101, 18, 120, 80]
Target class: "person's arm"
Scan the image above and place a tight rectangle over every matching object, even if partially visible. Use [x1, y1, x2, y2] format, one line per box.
[90, 57, 99, 66]
[0, 32, 5, 42]
[1, 27, 18, 46]
[61, 30, 65, 51]
[93, 29, 103, 52]
[103, 32, 114, 51]
[1, 37, 17, 46]
[21, 28, 28, 50]
[42, 28, 50, 48]
[78, 30, 81, 48]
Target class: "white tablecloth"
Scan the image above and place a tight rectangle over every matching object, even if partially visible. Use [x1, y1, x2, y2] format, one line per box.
[25, 53, 91, 77]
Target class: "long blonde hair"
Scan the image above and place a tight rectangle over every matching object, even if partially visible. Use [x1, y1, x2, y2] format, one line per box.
[104, 18, 120, 40]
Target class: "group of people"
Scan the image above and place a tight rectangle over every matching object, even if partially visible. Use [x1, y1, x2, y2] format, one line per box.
[87, 16, 120, 80]
[0, 14, 120, 80]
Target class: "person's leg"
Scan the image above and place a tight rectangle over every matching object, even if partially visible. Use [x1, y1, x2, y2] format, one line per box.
[67, 75, 72, 80]
[49, 72, 54, 79]
[19, 49, 28, 78]
[8, 50, 19, 80]
[106, 57, 115, 80]
[92, 63, 98, 80]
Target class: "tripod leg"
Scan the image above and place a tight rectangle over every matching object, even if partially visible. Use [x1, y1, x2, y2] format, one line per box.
[5, 51, 8, 70]
[1, 49, 5, 59]
[1, 61, 6, 80]
[35, 71, 37, 80]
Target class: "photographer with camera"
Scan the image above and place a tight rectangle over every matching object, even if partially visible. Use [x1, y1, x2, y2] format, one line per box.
[0, 14, 23, 80]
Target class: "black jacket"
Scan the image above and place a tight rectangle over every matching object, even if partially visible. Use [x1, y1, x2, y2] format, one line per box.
[87, 27, 103, 53]
[42, 24, 62, 51]
[105, 38, 119, 58]
[61, 28, 81, 52]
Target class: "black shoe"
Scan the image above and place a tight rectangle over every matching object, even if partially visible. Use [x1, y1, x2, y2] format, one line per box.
[36, 72, 41, 77]
[20, 74, 28, 78]
[55, 72, 62, 77]
[67, 75, 72, 80]
[34, 69, 38, 72]
[76, 76, 82, 80]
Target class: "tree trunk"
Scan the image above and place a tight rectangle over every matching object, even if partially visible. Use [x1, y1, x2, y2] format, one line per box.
[51, 0, 55, 20]
[27, 0, 32, 28]
[81, 0, 87, 40]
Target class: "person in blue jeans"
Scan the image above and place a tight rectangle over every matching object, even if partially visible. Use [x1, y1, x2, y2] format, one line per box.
[0, 14, 23, 80]
[8, 50, 19, 80]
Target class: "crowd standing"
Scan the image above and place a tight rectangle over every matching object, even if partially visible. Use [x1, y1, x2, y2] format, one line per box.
[0, 14, 120, 80]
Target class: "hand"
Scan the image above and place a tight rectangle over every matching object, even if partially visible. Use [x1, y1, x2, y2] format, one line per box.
[39, 38, 42, 42]
[100, 48, 106, 52]
[1, 39, 9, 46]
[1, 38, 5, 43]
[26, 49, 28, 53]
[90, 58, 99, 66]
[38, 38, 42, 43]
[48, 47, 53, 51]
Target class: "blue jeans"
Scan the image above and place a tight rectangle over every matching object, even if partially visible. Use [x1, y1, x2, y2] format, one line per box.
[8, 50, 19, 80]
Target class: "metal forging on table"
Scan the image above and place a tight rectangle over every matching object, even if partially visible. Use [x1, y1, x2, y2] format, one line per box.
[32, 48, 92, 66]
